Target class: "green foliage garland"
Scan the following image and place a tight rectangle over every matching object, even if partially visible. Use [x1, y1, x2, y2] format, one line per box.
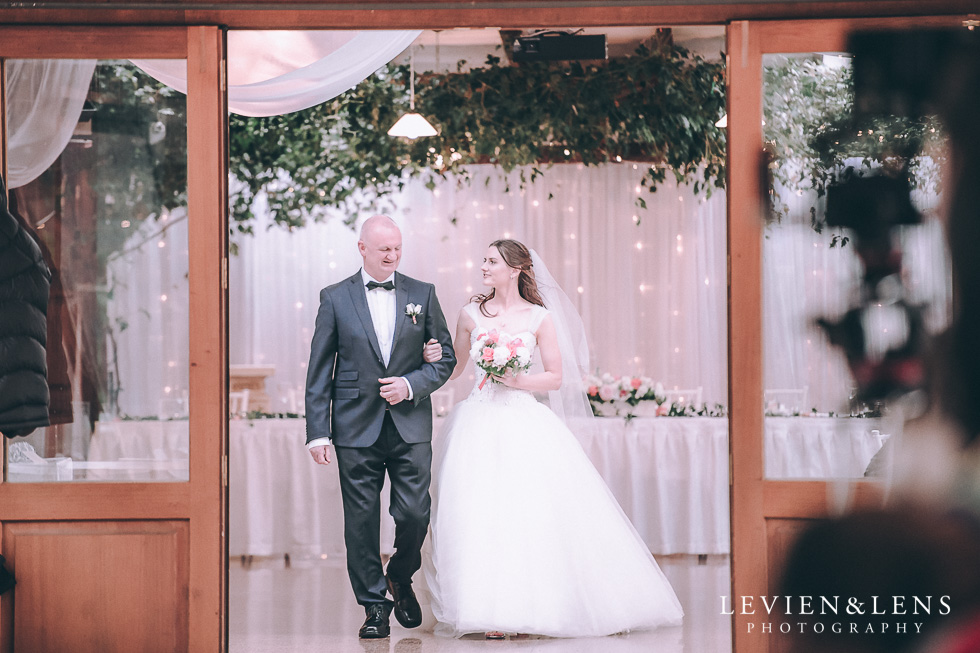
[229, 38, 727, 231]
[763, 55, 946, 241]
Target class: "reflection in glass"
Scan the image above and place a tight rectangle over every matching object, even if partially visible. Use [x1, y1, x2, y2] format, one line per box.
[761, 53, 951, 479]
[4, 60, 189, 482]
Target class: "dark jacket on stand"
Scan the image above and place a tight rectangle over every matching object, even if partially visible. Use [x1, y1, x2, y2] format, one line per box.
[0, 182, 51, 437]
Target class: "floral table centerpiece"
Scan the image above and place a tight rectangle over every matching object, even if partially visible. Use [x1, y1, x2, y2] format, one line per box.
[585, 372, 728, 419]
[585, 373, 667, 417]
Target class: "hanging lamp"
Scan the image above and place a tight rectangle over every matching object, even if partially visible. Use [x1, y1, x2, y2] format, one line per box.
[387, 46, 438, 139]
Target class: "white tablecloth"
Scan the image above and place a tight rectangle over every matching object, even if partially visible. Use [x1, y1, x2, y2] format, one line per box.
[763, 416, 886, 479]
[229, 418, 395, 558]
[579, 417, 730, 555]
[87, 415, 885, 557]
[577, 416, 886, 555]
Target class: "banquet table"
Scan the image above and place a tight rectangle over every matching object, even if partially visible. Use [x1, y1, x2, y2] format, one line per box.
[86, 415, 886, 557]
[576, 416, 886, 555]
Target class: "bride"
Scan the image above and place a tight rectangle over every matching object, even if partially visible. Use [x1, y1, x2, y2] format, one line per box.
[421, 238, 684, 638]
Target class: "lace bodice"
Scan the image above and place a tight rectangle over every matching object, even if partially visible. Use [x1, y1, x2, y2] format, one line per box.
[465, 302, 548, 406]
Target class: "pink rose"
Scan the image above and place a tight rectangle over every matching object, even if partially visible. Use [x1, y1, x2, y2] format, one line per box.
[656, 403, 670, 416]
[482, 347, 495, 362]
[487, 329, 500, 344]
[587, 385, 599, 396]
[598, 384, 617, 402]
[630, 377, 642, 389]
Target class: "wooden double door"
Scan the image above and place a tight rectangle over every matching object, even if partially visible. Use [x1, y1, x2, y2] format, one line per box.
[0, 26, 228, 653]
[0, 12, 969, 653]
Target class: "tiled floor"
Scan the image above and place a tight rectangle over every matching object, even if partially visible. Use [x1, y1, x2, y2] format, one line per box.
[230, 554, 732, 653]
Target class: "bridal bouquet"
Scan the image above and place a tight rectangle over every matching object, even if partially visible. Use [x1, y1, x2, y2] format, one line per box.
[471, 328, 533, 389]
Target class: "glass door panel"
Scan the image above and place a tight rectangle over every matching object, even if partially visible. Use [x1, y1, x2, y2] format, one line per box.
[761, 51, 951, 480]
[4, 59, 189, 482]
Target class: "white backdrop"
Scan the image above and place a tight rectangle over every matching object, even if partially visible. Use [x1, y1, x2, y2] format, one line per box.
[763, 189, 951, 411]
[108, 163, 950, 417]
[228, 163, 729, 412]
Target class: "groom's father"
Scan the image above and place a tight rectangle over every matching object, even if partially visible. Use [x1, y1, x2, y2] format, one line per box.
[306, 215, 455, 638]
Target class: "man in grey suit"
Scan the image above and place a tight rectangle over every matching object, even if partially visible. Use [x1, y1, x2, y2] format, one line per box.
[306, 215, 456, 639]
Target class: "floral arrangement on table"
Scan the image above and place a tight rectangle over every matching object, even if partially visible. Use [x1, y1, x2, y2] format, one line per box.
[584, 373, 728, 419]
[586, 373, 666, 417]
[472, 328, 533, 389]
[764, 402, 884, 419]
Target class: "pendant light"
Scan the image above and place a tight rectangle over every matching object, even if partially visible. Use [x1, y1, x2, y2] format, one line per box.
[387, 46, 438, 139]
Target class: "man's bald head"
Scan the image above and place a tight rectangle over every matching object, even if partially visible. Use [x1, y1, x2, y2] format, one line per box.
[358, 215, 403, 281]
[359, 214, 400, 242]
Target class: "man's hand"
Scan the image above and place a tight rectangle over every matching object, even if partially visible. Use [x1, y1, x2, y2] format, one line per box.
[309, 444, 332, 465]
[422, 338, 443, 363]
[379, 376, 410, 405]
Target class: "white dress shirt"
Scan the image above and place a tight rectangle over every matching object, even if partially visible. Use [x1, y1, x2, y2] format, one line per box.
[362, 268, 397, 366]
[307, 269, 413, 449]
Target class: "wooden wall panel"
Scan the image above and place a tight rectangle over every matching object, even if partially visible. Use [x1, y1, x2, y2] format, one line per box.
[766, 518, 817, 653]
[3, 521, 189, 653]
[726, 18, 767, 653]
[0, 1, 973, 29]
[0, 27, 185, 58]
[0, 525, 10, 653]
[185, 25, 228, 652]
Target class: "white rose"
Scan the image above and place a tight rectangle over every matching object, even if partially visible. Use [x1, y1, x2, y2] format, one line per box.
[598, 384, 618, 402]
[653, 382, 666, 402]
[492, 346, 511, 366]
[515, 347, 531, 366]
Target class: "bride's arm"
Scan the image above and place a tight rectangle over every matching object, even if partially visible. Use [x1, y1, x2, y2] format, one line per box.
[497, 314, 562, 392]
[449, 308, 476, 381]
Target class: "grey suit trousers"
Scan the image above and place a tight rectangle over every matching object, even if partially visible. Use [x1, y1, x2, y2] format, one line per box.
[334, 411, 432, 606]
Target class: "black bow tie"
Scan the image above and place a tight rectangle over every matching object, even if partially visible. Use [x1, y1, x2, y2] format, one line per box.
[366, 280, 395, 292]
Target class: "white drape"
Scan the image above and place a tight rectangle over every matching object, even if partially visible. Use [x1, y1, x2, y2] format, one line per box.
[228, 163, 729, 411]
[763, 216, 951, 411]
[133, 30, 421, 117]
[6, 59, 96, 188]
[110, 164, 949, 417]
[107, 209, 190, 418]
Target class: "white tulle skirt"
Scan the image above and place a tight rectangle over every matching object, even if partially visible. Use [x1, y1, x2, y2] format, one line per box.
[422, 388, 684, 638]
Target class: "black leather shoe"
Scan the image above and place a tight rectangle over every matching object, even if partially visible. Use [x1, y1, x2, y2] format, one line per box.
[386, 574, 423, 628]
[358, 602, 391, 639]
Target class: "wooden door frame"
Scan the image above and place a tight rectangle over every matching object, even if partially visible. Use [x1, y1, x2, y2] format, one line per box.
[0, 8, 972, 652]
[0, 26, 228, 652]
[726, 15, 969, 653]
[0, 1, 975, 29]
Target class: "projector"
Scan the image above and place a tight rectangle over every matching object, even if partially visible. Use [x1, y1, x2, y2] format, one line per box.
[512, 31, 607, 62]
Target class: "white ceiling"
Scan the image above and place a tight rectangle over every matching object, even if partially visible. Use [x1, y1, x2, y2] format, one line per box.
[405, 26, 725, 72]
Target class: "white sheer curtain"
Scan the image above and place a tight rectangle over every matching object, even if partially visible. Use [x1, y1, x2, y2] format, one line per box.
[6, 59, 96, 188]
[110, 164, 950, 416]
[133, 30, 421, 117]
[763, 191, 951, 412]
[106, 209, 190, 418]
[227, 163, 729, 411]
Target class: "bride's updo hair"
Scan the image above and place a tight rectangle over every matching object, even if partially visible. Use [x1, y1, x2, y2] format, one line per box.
[472, 239, 545, 317]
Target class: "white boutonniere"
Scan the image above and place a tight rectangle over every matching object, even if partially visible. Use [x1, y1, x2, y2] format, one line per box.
[405, 303, 422, 324]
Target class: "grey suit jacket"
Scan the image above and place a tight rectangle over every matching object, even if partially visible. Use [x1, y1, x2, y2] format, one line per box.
[304, 271, 456, 448]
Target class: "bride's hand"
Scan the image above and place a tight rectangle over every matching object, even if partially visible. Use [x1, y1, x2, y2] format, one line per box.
[495, 369, 525, 389]
[422, 338, 443, 363]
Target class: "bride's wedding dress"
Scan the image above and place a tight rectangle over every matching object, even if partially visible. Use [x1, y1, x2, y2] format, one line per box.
[423, 302, 684, 638]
